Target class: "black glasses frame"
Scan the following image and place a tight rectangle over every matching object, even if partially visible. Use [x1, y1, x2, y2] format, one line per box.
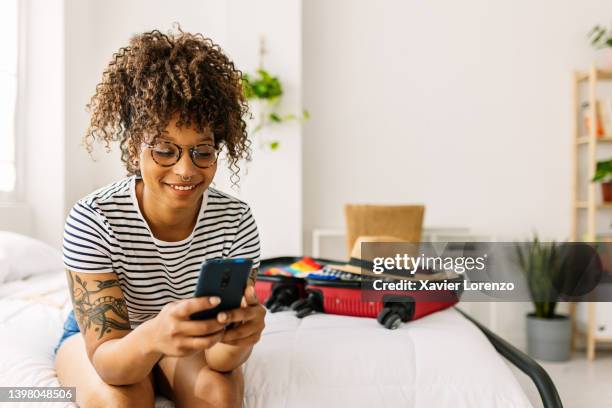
[145, 141, 218, 169]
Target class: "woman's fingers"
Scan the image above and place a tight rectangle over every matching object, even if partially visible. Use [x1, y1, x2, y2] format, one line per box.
[177, 319, 226, 337]
[184, 330, 225, 351]
[217, 304, 261, 324]
[221, 320, 259, 342]
[245, 285, 258, 305]
[172, 296, 221, 319]
[240, 286, 258, 308]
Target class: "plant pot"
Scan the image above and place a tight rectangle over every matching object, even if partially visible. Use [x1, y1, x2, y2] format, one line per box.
[602, 182, 612, 202]
[526, 314, 571, 361]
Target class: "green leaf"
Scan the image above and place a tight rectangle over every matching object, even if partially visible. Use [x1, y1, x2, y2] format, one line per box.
[588, 24, 612, 49]
[591, 28, 605, 45]
[269, 113, 282, 123]
[592, 159, 612, 182]
[514, 235, 562, 318]
[269, 141, 280, 150]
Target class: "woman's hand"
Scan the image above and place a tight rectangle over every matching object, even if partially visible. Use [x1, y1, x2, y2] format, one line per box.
[216, 286, 266, 347]
[151, 297, 227, 357]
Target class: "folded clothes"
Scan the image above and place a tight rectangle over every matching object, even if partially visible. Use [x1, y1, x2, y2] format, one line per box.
[263, 257, 323, 278]
[306, 265, 361, 281]
[262, 258, 362, 281]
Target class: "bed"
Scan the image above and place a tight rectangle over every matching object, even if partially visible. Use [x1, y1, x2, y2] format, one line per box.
[0, 234, 559, 407]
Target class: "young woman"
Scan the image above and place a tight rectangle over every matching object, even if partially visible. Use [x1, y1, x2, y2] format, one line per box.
[54, 28, 265, 407]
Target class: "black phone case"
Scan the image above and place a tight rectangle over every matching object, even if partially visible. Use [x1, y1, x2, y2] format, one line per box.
[191, 258, 253, 320]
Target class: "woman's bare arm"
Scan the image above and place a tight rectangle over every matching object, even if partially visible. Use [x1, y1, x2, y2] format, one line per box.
[66, 269, 162, 385]
[205, 284, 266, 372]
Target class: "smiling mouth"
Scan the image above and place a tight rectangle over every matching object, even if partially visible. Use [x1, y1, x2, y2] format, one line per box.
[164, 182, 202, 191]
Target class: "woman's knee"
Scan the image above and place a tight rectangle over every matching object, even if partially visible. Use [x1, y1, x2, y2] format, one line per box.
[78, 379, 155, 408]
[192, 367, 243, 408]
[55, 335, 155, 408]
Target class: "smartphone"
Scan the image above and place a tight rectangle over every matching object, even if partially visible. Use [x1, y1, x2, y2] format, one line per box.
[190, 258, 253, 320]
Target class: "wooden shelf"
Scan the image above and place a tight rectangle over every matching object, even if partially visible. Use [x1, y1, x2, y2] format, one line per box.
[577, 136, 612, 145]
[571, 64, 612, 360]
[576, 69, 612, 82]
[574, 327, 612, 343]
[575, 201, 612, 209]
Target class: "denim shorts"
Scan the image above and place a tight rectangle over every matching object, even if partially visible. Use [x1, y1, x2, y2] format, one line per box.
[54, 310, 80, 355]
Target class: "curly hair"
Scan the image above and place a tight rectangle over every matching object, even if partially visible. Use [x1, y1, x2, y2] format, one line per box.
[84, 26, 251, 185]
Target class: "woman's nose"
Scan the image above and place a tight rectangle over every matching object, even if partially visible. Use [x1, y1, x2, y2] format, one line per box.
[173, 149, 198, 179]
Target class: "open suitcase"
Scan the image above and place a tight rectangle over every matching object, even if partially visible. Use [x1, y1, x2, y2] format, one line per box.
[257, 257, 460, 329]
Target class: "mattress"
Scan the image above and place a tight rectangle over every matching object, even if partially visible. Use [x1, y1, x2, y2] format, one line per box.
[0, 272, 532, 407]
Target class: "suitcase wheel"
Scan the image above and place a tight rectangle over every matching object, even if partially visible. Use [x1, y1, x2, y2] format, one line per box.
[264, 297, 277, 309]
[376, 307, 393, 325]
[383, 313, 402, 330]
[378, 302, 412, 329]
[293, 291, 322, 318]
[278, 287, 300, 307]
[265, 285, 302, 312]
[270, 302, 288, 313]
[290, 298, 308, 311]
[296, 306, 314, 319]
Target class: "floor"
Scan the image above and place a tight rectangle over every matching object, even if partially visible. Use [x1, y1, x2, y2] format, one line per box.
[508, 350, 612, 408]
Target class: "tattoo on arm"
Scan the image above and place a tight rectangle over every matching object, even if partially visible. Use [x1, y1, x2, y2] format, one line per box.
[248, 267, 259, 286]
[67, 272, 131, 339]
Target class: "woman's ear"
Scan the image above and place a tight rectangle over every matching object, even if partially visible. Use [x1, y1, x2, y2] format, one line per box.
[125, 136, 143, 173]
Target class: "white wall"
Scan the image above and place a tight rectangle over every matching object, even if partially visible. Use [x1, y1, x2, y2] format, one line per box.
[22, 0, 65, 248]
[302, 0, 612, 248]
[302, 0, 612, 347]
[217, 0, 303, 257]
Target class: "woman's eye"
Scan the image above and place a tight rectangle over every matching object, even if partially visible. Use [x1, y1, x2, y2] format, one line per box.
[154, 149, 175, 157]
[194, 152, 212, 159]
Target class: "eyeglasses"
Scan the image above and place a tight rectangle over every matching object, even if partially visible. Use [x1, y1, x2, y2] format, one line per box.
[145, 140, 218, 169]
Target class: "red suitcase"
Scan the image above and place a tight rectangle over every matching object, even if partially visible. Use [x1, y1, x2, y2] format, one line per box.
[255, 257, 342, 312]
[292, 277, 460, 329]
[255, 275, 307, 312]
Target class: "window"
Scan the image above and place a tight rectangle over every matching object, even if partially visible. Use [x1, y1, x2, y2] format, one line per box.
[0, 0, 19, 195]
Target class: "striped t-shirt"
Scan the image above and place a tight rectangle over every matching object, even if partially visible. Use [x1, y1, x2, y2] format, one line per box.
[63, 175, 260, 328]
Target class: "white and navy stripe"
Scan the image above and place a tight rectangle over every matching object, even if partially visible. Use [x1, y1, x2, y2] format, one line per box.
[63, 176, 260, 328]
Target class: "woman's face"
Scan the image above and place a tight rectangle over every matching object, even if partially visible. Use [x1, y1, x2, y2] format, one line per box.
[138, 115, 217, 211]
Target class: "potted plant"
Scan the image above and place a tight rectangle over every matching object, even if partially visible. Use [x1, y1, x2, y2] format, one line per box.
[592, 159, 612, 202]
[241, 37, 309, 151]
[588, 24, 612, 69]
[516, 236, 570, 361]
[242, 68, 309, 150]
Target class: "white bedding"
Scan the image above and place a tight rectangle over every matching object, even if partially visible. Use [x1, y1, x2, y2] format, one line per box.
[0, 272, 532, 407]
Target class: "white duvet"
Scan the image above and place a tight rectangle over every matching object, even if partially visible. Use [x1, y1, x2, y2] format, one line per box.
[0, 272, 531, 408]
